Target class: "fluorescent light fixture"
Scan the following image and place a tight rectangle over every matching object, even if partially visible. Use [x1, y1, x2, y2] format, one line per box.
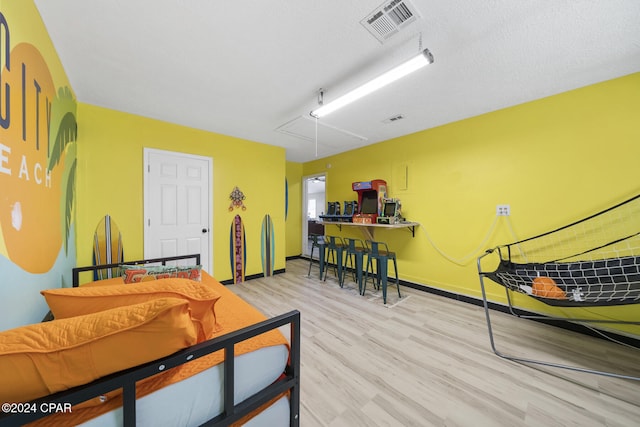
[310, 48, 434, 118]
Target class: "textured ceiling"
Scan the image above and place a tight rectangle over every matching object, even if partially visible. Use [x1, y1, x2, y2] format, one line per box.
[34, 0, 640, 162]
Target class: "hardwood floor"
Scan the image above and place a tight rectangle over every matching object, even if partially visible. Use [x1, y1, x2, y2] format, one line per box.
[229, 259, 640, 427]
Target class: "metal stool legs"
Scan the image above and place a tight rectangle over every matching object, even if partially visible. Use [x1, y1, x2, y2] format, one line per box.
[323, 236, 346, 287]
[363, 240, 401, 304]
[307, 234, 327, 279]
[343, 238, 367, 294]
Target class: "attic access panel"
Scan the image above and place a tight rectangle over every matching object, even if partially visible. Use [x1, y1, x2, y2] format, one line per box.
[275, 115, 367, 148]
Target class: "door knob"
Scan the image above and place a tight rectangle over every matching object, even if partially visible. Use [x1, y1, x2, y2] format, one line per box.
[202, 228, 208, 233]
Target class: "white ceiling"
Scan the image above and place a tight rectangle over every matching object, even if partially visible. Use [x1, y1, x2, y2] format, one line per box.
[34, 0, 640, 163]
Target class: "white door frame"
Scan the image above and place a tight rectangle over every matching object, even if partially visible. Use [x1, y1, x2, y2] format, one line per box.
[302, 173, 326, 257]
[143, 148, 213, 273]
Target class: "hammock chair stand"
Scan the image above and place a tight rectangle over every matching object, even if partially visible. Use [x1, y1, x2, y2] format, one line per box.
[478, 247, 640, 381]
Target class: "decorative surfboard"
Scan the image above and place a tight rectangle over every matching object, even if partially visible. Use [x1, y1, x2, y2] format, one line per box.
[285, 178, 289, 221]
[261, 214, 275, 277]
[92, 214, 124, 280]
[229, 215, 246, 283]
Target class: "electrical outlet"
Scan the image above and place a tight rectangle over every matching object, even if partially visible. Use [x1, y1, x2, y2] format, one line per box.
[496, 204, 510, 216]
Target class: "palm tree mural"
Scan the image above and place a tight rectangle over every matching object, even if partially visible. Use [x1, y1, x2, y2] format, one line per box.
[47, 86, 77, 255]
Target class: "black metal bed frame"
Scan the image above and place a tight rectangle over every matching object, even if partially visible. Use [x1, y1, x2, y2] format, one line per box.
[71, 253, 204, 287]
[1, 254, 301, 426]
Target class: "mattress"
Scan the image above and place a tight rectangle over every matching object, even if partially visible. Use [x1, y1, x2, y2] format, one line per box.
[78, 344, 289, 426]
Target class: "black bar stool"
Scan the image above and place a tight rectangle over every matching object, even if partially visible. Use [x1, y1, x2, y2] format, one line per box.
[323, 236, 346, 286]
[363, 240, 401, 304]
[343, 238, 368, 294]
[307, 234, 327, 279]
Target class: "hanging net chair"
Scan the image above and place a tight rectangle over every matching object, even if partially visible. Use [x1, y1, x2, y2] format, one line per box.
[477, 193, 640, 380]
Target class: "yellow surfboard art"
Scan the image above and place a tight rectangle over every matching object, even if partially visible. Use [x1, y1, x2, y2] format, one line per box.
[92, 214, 124, 280]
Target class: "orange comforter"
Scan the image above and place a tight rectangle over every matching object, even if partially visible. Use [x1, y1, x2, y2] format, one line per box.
[28, 273, 289, 426]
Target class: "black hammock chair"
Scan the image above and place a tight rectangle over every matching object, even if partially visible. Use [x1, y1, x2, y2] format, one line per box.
[477, 193, 640, 380]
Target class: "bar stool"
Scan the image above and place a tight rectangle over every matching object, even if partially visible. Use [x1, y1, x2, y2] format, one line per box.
[307, 234, 327, 279]
[323, 236, 346, 287]
[363, 240, 401, 304]
[343, 238, 368, 294]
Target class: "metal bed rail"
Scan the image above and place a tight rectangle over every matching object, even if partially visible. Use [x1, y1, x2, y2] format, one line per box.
[72, 253, 202, 287]
[0, 310, 301, 426]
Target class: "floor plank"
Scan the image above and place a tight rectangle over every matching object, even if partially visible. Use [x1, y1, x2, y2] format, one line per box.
[229, 259, 640, 426]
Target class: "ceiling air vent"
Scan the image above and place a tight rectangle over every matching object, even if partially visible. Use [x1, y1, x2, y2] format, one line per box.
[383, 114, 405, 123]
[361, 0, 420, 43]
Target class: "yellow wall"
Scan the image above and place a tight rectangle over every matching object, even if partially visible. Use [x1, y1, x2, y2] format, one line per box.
[76, 104, 286, 282]
[303, 73, 640, 335]
[285, 161, 303, 258]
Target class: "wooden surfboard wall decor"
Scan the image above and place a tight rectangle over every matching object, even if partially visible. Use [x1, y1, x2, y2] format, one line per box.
[92, 214, 124, 280]
[285, 179, 289, 221]
[229, 214, 246, 283]
[261, 214, 275, 277]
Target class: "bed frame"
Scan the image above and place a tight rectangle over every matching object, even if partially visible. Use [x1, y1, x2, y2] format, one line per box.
[0, 254, 301, 427]
[71, 253, 206, 288]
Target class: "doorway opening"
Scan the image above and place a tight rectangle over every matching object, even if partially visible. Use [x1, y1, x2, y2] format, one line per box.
[302, 174, 326, 257]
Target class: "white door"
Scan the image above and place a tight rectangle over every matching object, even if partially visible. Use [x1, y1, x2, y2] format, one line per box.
[302, 174, 326, 257]
[144, 148, 212, 273]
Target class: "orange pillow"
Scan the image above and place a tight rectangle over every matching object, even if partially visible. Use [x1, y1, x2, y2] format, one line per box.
[81, 277, 125, 287]
[41, 278, 222, 341]
[0, 297, 197, 403]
